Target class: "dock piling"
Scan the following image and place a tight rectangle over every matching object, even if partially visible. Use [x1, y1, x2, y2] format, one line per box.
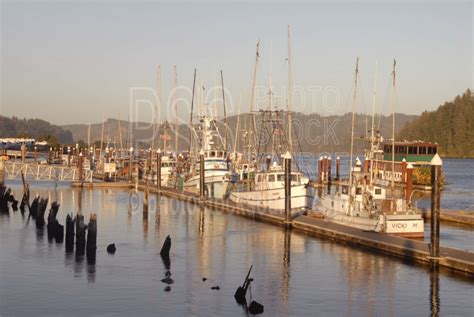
[65, 214, 75, 252]
[284, 151, 292, 224]
[86, 213, 97, 261]
[406, 163, 414, 203]
[336, 156, 340, 180]
[430, 154, 443, 266]
[157, 148, 162, 191]
[199, 150, 205, 200]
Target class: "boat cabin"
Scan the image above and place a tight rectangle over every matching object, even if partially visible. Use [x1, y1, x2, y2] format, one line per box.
[383, 141, 438, 163]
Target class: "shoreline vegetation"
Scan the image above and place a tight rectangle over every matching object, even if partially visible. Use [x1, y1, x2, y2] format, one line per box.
[1, 90, 472, 158]
[397, 89, 474, 159]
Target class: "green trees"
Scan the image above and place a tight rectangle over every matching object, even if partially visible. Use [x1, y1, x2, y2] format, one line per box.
[0, 116, 74, 144]
[398, 90, 474, 157]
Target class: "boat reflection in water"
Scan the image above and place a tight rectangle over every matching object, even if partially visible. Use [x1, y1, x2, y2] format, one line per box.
[0, 185, 472, 316]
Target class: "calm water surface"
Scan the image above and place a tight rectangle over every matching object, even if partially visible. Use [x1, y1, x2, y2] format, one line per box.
[0, 184, 473, 316]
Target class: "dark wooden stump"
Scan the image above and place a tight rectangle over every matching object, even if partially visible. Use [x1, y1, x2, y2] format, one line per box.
[65, 214, 75, 252]
[75, 214, 86, 255]
[86, 213, 97, 261]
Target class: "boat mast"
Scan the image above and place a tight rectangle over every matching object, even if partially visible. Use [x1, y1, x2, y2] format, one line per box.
[152, 65, 160, 157]
[100, 116, 105, 161]
[287, 25, 293, 153]
[221, 70, 227, 151]
[118, 115, 123, 155]
[188, 68, 197, 153]
[233, 90, 243, 156]
[348, 58, 359, 216]
[248, 40, 260, 160]
[369, 61, 378, 187]
[173, 65, 179, 154]
[268, 40, 274, 158]
[391, 59, 397, 189]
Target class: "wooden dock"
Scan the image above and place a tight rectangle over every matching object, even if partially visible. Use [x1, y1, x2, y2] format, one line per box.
[71, 181, 474, 277]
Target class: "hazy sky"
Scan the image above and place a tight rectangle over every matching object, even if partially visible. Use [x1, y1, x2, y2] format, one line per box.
[1, 0, 472, 125]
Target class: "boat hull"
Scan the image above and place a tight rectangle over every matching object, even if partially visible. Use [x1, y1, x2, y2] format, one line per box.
[320, 195, 424, 238]
[229, 184, 314, 211]
[184, 171, 232, 199]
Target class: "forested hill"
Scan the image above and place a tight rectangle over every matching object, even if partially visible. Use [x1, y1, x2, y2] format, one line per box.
[398, 90, 474, 158]
[0, 116, 74, 144]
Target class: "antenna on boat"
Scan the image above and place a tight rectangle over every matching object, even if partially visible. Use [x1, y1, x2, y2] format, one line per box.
[348, 57, 359, 216]
[173, 65, 179, 154]
[287, 25, 293, 154]
[369, 60, 378, 187]
[391, 59, 397, 189]
[188, 68, 197, 153]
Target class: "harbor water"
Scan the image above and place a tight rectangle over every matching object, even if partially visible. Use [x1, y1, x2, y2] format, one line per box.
[0, 183, 473, 316]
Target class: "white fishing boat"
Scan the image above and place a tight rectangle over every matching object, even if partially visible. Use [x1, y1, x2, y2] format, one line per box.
[319, 59, 424, 238]
[230, 160, 314, 211]
[229, 28, 314, 212]
[319, 160, 423, 237]
[183, 102, 234, 199]
[144, 154, 177, 185]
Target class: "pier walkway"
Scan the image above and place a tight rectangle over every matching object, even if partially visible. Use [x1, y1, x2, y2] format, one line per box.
[3, 161, 93, 182]
[72, 181, 474, 277]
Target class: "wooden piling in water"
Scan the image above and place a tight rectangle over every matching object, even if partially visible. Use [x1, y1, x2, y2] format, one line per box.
[75, 214, 86, 255]
[430, 154, 443, 266]
[65, 214, 75, 252]
[157, 148, 162, 191]
[199, 150, 205, 200]
[284, 151, 292, 224]
[86, 213, 97, 260]
[406, 163, 414, 202]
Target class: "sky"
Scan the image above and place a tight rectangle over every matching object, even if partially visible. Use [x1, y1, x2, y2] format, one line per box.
[1, 0, 472, 125]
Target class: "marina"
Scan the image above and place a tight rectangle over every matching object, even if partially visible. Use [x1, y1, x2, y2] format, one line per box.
[1, 2, 473, 316]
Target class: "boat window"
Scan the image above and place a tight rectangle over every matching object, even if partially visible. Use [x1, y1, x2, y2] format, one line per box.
[408, 146, 417, 154]
[210, 151, 216, 157]
[268, 174, 275, 182]
[396, 146, 407, 154]
[342, 186, 349, 195]
[356, 187, 362, 195]
[291, 174, 299, 182]
[162, 163, 168, 167]
[277, 174, 284, 181]
[375, 188, 382, 195]
[217, 151, 223, 158]
[428, 147, 437, 154]
[205, 152, 209, 158]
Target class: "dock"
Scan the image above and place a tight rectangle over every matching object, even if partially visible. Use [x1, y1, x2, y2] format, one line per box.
[72, 181, 474, 277]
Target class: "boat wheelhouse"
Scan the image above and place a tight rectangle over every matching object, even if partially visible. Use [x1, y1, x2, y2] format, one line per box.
[383, 141, 438, 163]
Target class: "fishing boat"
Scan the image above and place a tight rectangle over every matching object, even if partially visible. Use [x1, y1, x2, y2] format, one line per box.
[319, 159, 424, 237]
[183, 100, 234, 198]
[319, 59, 424, 238]
[229, 27, 314, 212]
[229, 157, 314, 211]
